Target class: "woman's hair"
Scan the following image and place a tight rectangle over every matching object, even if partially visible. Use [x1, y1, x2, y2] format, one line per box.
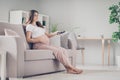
[26, 10, 44, 28]
[36, 21, 44, 28]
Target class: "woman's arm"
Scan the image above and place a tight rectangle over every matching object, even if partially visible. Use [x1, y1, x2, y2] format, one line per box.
[45, 31, 58, 38]
[26, 31, 42, 43]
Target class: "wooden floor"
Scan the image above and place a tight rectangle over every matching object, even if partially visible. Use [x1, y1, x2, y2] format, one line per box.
[9, 65, 120, 80]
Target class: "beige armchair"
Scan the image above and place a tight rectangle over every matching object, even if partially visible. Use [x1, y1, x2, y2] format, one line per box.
[0, 22, 76, 78]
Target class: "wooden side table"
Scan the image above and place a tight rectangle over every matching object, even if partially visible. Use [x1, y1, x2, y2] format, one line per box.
[0, 50, 7, 80]
[77, 37, 112, 65]
[101, 38, 105, 65]
[107, 40, 111, 66]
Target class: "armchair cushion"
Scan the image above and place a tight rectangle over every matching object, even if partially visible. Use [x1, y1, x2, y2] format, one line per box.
[25, 50, 55, 61]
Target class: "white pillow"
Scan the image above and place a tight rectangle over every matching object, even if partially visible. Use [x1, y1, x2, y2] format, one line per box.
[4, 29, 20, 37]
[68, 32, 78, 49]
[60, 32, 69, 49]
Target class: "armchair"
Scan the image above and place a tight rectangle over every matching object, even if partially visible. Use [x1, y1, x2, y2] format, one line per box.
[0, 22, 76, 78]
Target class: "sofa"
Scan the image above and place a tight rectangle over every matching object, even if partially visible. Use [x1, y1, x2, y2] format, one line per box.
[0, 22, 76, 78]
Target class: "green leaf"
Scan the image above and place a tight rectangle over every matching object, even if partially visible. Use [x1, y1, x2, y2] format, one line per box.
[51, 24, 58, 32]
[112, 32, 120, 42]
[109, 2, 120, 24]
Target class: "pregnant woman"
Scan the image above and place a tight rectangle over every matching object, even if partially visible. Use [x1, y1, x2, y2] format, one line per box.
[26, 10, 83, 74]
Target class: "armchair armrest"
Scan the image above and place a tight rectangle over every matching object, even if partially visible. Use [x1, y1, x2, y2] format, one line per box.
[49, 35, 61, 47]
[0, 36, 25, 78]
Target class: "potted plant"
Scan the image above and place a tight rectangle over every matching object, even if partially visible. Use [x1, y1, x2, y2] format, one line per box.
[50, 24, 58, 32]
[109, 2, 120, 42]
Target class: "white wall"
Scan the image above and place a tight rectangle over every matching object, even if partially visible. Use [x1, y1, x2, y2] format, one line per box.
[0, 0, 39, 22]
[38, 0, 120, 65]
[38, 0, 119, 37]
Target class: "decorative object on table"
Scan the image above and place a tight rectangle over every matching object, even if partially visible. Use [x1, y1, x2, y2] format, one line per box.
[109, 2, 120, 42]
[100, 34, 104, 39]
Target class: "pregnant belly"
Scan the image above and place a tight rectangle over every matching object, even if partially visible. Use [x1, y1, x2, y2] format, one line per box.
[36, 35, 50, 45]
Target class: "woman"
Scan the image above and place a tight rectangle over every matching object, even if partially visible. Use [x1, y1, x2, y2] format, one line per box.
[26, 10, 83, 74]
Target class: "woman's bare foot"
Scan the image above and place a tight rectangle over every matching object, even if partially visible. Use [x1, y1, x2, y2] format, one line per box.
[66, 67, 83, 74]
[67, 69, 79, 74]
[72, 67, 83, 74]
[65, 65, 83, 74]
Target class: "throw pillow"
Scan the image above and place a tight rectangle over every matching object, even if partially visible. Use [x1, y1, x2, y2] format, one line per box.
[68, 32, 78, 49]
[60, 32, 69, 49]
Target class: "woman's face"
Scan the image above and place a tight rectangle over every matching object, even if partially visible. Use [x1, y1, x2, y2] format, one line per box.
[33, 12, 39, 22]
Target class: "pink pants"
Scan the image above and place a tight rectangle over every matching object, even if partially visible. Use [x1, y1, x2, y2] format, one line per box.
[33, 43, 72, 67]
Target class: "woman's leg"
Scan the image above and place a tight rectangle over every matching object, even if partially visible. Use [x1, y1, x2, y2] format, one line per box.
[33, 43, 83, 74]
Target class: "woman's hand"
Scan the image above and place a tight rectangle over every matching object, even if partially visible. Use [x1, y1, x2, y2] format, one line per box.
[56, 31, 66, 35]
[45, 31, 59, 38]
[54, 31, 59, 35]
